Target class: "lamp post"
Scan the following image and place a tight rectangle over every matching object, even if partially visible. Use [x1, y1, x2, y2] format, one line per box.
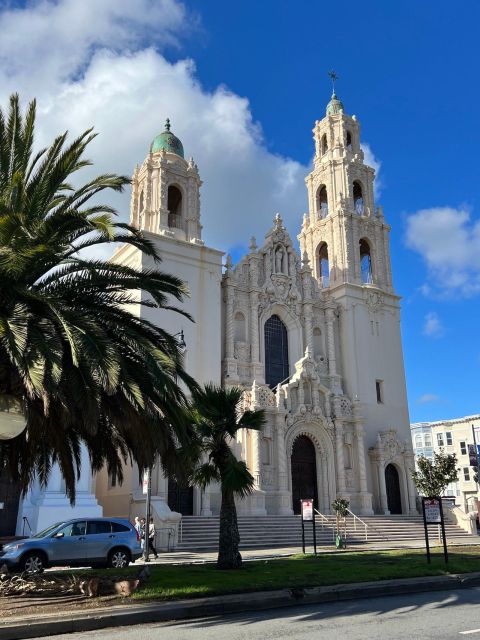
[0, 395, 27, 440]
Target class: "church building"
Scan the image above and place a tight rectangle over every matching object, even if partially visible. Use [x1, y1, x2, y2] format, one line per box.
[12, 91, 417, 537]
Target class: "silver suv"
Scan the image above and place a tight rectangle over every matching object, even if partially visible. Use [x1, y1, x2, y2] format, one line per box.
[0, 517, 142, 573]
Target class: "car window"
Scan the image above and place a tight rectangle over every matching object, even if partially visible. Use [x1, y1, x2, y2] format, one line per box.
[111, 522, 130, 533]
[33, 522, 65, 538]
[87, 521, 112, 535]
[57, 521, 87, 537]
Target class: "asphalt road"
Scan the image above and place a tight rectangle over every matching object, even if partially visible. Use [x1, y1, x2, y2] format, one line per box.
[32, 586, 480, 640]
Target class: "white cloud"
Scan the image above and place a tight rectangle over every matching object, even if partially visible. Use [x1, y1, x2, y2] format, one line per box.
[417, 393, 440, 404]
[361, 143, 382, 198]
[0, 0, 308, 258]
[406, 206, 480, 297]
[422, 312, 445, 338]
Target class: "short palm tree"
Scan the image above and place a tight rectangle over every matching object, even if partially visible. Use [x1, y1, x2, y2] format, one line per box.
[188, 384, 265, 569]
[0, 94, 196, 500]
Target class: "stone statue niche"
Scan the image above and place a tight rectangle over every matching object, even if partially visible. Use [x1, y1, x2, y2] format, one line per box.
[274, 245, 288, 275]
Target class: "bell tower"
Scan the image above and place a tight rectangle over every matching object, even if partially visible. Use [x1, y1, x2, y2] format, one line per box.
[298, 85, 393, 292]
[298, 79, 411, 489]
[130, 119, 203, 244]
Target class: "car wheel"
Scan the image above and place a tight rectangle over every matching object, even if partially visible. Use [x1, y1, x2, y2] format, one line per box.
[108, 548, 130, 569]
[21, 552, 46, 574]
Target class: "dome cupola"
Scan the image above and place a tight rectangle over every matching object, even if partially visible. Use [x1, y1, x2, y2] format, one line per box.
[150, 119, 184, 157]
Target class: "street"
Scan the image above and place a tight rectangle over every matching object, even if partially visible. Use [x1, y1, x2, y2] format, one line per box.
[31, 586, 480, 639]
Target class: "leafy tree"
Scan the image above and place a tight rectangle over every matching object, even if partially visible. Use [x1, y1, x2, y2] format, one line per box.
[411, 451, 459, 497]
[188, 384, 265, 569]
[0, 94, 196, 500]
[331, 498, 349, 545]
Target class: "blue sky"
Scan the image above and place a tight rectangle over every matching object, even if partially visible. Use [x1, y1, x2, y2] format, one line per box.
[1, 0, 478, 422]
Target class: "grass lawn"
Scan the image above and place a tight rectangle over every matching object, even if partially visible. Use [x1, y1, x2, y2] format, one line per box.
[126, 546, 480, 602]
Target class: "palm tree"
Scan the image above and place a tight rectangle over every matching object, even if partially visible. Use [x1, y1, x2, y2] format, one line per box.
[0, 94, 196, 501]
[188, 384, 265, 569]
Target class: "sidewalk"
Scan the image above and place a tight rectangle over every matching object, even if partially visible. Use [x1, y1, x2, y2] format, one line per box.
[1, 571, 480, 640]
[141, 536, 480, 565]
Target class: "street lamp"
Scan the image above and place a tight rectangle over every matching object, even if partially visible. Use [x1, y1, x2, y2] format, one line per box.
[0, 395, 26, 440]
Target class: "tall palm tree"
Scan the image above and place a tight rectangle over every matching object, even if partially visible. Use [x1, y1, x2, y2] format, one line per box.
[0, 94, 196, 500]
[189, 384, 265, 569]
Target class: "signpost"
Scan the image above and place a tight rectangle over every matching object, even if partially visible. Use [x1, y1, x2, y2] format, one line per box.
[421, 497, 448, 564]
[300, 498, 317, 554]
[143, 468, 151, 563]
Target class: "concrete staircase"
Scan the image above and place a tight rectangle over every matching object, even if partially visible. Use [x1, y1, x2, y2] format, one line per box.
[178, 514, 476, 551]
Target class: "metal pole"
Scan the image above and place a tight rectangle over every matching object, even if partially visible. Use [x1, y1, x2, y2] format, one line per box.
[143, 468, 152, 563]
[301, 514, 305, 554]
[439, 497, 448, 564]
[472, 424, 480, 524]
[421, 498, 431, 564]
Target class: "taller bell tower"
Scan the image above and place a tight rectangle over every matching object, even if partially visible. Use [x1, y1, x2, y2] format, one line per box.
[298, 86, 411, 488]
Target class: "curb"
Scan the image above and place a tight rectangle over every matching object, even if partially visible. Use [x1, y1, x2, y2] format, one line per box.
[2, 572, 480, 640]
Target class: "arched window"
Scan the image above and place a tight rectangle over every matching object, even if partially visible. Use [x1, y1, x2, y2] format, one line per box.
[316, 185, 328, 218]
[353, 181, 364, 215]
[234, 311, 246, 342]
[346, 131, 352, 150]
[321, 134, 328, 156]
[168, 185, 182, 229]
[359, 238, 373, 284]
[264, 314, 289, 388]
[317, 242, 329, 288]
[138, 191, 144, 214]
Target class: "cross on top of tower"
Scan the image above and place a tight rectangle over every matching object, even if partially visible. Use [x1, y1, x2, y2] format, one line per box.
[165, 118, 171, 132]
[328, 70, 338, 97]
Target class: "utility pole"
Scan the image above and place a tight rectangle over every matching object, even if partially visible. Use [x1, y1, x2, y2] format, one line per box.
[472, 424, 480, 526]
[143, 467, 152, 563]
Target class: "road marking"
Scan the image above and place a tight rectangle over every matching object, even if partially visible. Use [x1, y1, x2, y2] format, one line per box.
[460, 630, 480, 635]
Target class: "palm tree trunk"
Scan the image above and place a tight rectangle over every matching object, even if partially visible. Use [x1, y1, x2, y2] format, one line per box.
[217, 485, 242, 569]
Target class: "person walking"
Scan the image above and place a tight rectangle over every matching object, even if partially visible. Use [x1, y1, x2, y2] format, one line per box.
[139, 517, 146, 551]
[148, 517, 158, 559]
[134, 516, 143, 550]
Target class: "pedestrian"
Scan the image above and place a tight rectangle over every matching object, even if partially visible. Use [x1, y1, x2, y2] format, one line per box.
[148, 517, 158, 559]
[134, 516, 143, 549]
[139, 517, 146, 551]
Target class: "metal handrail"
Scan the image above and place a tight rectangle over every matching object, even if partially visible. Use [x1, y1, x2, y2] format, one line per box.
[179, 518, 183, 543]
[314, 508, 336, 542]
[346, 508, 368, 541]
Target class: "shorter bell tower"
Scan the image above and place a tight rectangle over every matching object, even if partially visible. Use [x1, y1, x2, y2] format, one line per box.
[130, 119, 203, 244]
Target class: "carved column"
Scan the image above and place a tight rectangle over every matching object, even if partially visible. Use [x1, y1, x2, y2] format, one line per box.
[321, 455, 330, 513]
[378, 462, 389, 514]
[325, 307, 337, 377]
[225, 288, 234, 360]
[334, 419, 347, 494]
[406, 456, 418, 514]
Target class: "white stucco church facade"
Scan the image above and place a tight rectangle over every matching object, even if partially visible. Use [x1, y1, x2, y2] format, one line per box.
[13, 91, 417, 537]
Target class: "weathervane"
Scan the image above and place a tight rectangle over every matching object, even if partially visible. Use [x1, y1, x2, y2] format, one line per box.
[328, 70, 338, 95]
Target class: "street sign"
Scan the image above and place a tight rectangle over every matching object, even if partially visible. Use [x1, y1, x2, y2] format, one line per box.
[301, 499, 314, 522]
[142, 470, 150, 495]
[424, 498, 441, 524]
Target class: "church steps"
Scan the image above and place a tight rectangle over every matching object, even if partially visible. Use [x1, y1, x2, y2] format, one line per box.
[177, 515, 475, 551]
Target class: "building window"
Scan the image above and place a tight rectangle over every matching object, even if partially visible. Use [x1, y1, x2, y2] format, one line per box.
[463, 467, 470, 482]
[312, 327, 323, 361]
[317, 242, 329, 288]
[415, 434, 423, 448]
[316, 185, 328, 218]
[346, 130, 352, 150]
[353, 180, 364, 215]
[375, 380, 383, 404]
[460, 441, 467, 455]
[167, 185, 183, 229]
[437, 433, 444, 447]
[264, 314, 289, 389]
[321, 134, 328, 155]
[424, 434, 432, 447]
[446, 431, 453, 446]
[359, 239, 373, 284]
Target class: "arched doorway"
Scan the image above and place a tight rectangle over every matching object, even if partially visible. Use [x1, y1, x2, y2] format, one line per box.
[167, 479, 194, 515]
[385, 464, 402, 514]
[291, 436, 318, 514]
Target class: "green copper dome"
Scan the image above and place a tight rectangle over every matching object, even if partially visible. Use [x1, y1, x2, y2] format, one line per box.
[150, 119, 184, 157]
[326, 92, 344, 116]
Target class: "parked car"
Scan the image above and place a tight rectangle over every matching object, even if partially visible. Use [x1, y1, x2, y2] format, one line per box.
[0, 517, 142, 573]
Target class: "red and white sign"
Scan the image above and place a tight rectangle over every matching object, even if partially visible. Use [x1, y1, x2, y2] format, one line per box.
[142, 470, 150, 495]
[301, 499, 314, 521]
[424, 498, 441, 524]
